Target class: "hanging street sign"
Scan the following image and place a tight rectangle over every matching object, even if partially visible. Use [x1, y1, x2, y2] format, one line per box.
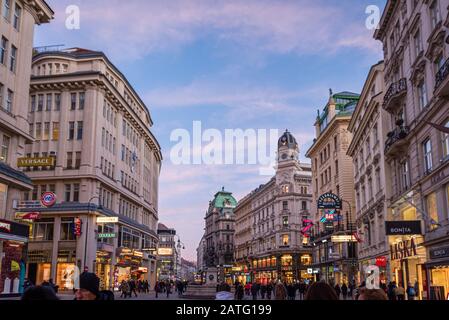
[41, 192, 57, 207]
[317, 193, 342, 210]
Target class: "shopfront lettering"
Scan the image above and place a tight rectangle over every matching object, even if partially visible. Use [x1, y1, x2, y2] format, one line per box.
[390, 238, 417, 260]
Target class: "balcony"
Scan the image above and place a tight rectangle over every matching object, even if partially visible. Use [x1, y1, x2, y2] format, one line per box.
[435, 57, 449, 97]
[384, 124, 410, 157]
[383, 78, 407, 112]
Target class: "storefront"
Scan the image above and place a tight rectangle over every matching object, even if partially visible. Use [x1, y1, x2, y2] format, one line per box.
[426, 245, 449, 300]
[114, 248, 146, 289]
[0, 219, 29, 296]
[389, 235, 427, 300]
[96, 251, 112, 290]
[359, 256, 389, 285]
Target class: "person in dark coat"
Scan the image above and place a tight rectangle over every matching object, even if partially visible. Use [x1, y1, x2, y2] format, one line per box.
[251, 282, 259, 300]
[387, 281, 397, 301]
[260, 284, 267, 299]
[334, 284, 341, 299]
[129, 279, 138, 297]
[287, 283, 296, 300]
[21, 286, 59, 301]
[75, 272, 114, 300]
[266, 282, 273, 300]
[341, 283, 348, 300]
[234, 281, 244, 300]
[298, 281, 306, 300]
[154, 282, 160, 298]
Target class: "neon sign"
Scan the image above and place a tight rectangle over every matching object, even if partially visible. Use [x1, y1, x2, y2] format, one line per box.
[301, 219, 314, 237]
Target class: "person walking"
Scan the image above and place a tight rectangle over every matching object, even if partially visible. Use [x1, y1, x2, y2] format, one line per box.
[234, 281, 244, 300]
[287, 283, 296, 300]
[119, 280, 129, 299]
[260, 284, 267, 299]
[274, 281, 287, 300]
[387, 281, 397, 301]
[298, 281, 306, 300]
[154, 282, 160, 298]
[334, 284, 341, 300]
[129, 279, 138, 298]
[266, 282, 273, 300]
[245, 282, 251, 296]
[166, 280, 172, 298]
[341, 283, 348, 300]
[406, 282, 416, 300]
[251, 281, 259, 300]
[394, 284, 405, 300]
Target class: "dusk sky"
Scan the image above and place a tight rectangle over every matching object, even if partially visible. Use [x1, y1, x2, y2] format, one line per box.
[35, 0, 386, 261]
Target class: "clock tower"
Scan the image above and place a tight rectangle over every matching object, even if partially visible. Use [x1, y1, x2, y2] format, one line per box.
[277, 129, 299, 164]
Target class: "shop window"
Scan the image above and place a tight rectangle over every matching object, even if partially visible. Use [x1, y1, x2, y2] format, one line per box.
[282, 234, 289, 246]
[60, 218, 75, 240]
[281, 255, 292, 266]
[301, 255, 312, 266]
[426, 192, 439, 231]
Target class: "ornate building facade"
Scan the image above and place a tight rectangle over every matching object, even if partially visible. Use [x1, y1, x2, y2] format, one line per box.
[15, 48, 161, 291]
[234, 131, 313, 285]
[374, 0, 449, 300]
[306, 91, 360, 286]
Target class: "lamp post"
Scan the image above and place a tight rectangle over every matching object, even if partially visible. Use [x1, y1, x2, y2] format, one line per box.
[84, 196, 102, 272]
[175, 236, 185, 280]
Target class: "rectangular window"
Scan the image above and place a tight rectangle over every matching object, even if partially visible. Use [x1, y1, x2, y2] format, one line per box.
[9, 45, 16, 72]
[443, 120, 449, 158]
[121, 145, 125, 161]
[282, 235, 289, 246]
[54, 93, 61, 111]
[68, 122, 75, 140]
[401, 161, 409, 190]
[37, 94, 44, 111]
[29, 123, 34, 137]
[423, 139, 433, 172]
[282, 217, 289, 227]
[79, 92, 85, 110]
[70, 93, 76, 110]
[2, 0, 11, 20]
[418, 80, 428, 109]
[35, 123, 42, 140]
[77, 121, 83, 140]
[31, 95, 36, 112]
[60, 218, 75, 240]
[430, 0, 441, 29]
[43, 122, 50, 140]
[52, 122, 59, 141]
[75, 152, 81, 169]
[46, 94, 52, 111]
[73, 184, 80, 202]
[64, 184, 71, 202]
[282, 201, 288, 210]
[6, 89, 13, 112]
[413, 29, 422, 57]
[0, 135, 10, 163]
[66, 152, 73, 169]
[0, 37, 7, 65]
[426, 192, 439, 231]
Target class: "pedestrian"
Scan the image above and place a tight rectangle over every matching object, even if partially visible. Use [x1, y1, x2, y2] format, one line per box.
[75, 272, 114, 300]
[143, 280, 149, 294]
[234, 281, 244, 300]
[387, 281, 397, 300]
[287, 283, 296, 300]
[394, 284, 405, 300]
[304, 281, 338, 300]
[245, 282, 251, 296]
[129, 279, 138, 297]
[21, 286, 59, 301]
[274, 281, 287, 300]
[334, 283, 341, 299]
[260, 284, 267, 299]
[177, 281, 184, 297]
[23, 278, 34, 293]
[298, 281, 306, 300]
[154, 282, 160, 298]
[216, 282, 233, 300]
[251, 281, 259, 300]
[348, 282, 354, 299]
[166, 281, 172, 298]
[266, 282, 273, 300]
[357, 288, 388, 300]
[341, 282, 348, 300]
[406, 282, 416, 300]
[119, 280, 127, 298]
[354, 281, 365, 300]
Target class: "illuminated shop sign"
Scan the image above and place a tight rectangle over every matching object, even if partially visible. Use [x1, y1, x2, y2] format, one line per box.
[0, 221, 11, 232]
[317, 193, 342, 210]
[98, 233, 116, 239]
[15, 212, 41, 221]
[390, 238, 417, 260]
[375, 256, 387, 267]
[73, 218, 82, 237]
[301, 219, 314, 237]
[41, 192, 57, 207]
[96, 217, 119, 224]
[331, 235, 357, 243]
[385, 221, 422, 235]
[430, 246, 449, 260]
[17, 156, 55, 167]
[158, 248, 173, 256]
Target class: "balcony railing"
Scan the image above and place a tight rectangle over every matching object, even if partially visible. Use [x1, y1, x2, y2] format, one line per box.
[383, 78, 407, 112]
[435, 57, 449, 97]
[385, 125, 410, 156]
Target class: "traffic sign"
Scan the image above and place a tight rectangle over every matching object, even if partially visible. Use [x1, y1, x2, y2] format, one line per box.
[41, 192, 57, 207]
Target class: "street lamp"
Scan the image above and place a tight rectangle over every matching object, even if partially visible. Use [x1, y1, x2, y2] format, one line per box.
[84, 196, 102, 272]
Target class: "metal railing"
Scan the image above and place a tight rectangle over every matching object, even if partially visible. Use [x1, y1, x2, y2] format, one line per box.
[385, 125, 410, 154]
[383, 78, 407, 109]
[435, 57, 449, 89]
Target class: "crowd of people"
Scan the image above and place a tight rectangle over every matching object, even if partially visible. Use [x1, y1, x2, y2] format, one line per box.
[215, 279, 414, 301]
[153, 279, 189, 298]
[118, 279, 150, 298]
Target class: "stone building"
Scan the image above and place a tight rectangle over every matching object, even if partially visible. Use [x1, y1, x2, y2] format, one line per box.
[347, 61, 391, 284]
[306, 91, 360, 285]
[203, 188, 237, 284]
[15, 48, 161, 291]
[234, 130, 313, 285]
[0, 0, 53, 296]
[374, 0, 449, 300]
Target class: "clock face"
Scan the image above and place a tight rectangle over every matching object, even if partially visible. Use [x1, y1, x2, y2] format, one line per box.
[281, 153, 288, 160]
[281, 136, 287, 145]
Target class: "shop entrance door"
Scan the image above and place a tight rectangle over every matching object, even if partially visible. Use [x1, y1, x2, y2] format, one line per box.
[28, 263, 37, 285]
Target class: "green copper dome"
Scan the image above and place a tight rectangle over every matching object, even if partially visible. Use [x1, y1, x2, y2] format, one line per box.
[212, 187, 237, 209]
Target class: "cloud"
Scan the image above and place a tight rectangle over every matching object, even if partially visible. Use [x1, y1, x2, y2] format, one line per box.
[41, 0, 381, 61]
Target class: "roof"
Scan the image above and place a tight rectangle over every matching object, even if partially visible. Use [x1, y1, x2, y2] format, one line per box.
[211, 188, 238, 209]
[0, 162, 32, 186]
